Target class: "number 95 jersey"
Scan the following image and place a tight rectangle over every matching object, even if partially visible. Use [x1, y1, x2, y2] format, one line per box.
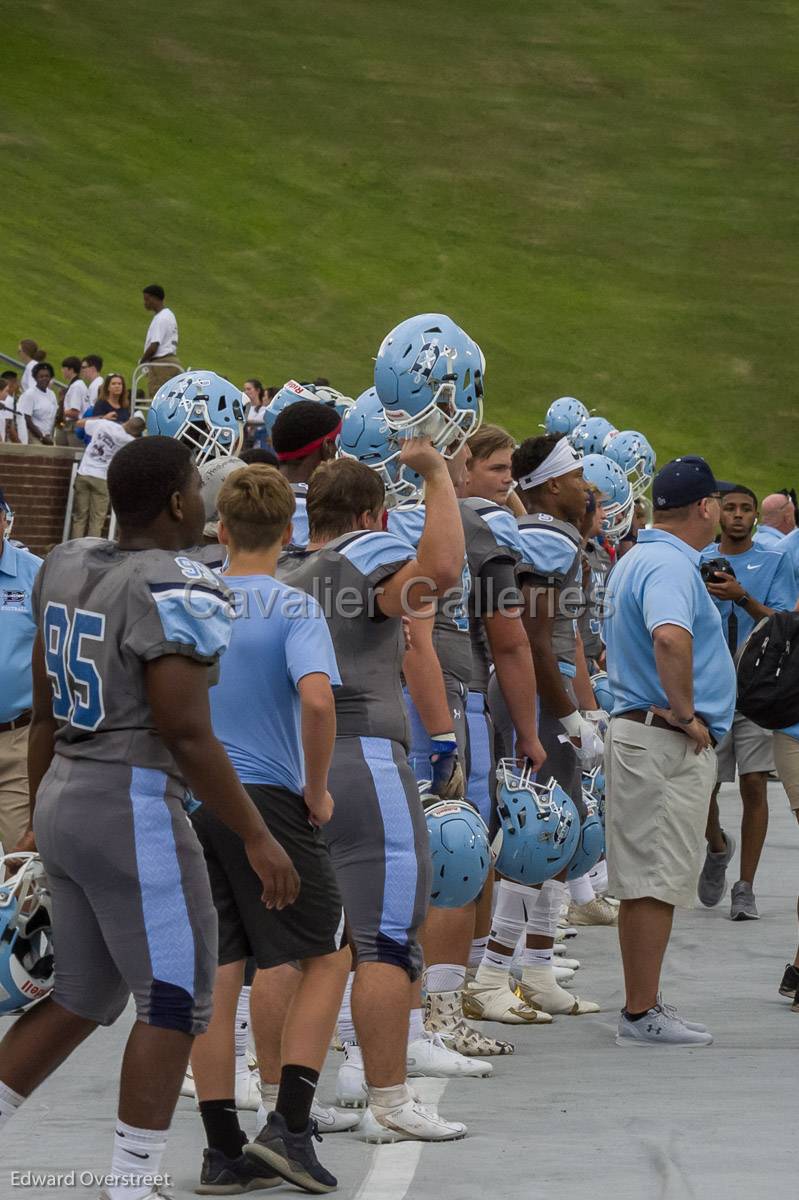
[32, 540, 234, 778]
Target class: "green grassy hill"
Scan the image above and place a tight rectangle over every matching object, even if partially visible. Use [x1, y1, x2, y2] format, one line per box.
[3, 1, 796, 495]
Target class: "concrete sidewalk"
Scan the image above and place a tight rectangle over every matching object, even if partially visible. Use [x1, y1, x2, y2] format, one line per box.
[3, 781, 797, 1199]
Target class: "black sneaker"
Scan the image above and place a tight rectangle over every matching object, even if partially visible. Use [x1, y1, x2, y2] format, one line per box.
[779, 963, 799, 998]
[196, 1145, 281, 1194]
[245, 1112, 337, 1194]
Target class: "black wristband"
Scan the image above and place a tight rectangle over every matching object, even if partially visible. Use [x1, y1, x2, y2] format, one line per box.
[734, 592, 750, 608]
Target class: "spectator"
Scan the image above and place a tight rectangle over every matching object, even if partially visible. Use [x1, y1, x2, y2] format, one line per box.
[16, 362, 58, 444]
[57, 356, 90, 446]
[0, 379, 16, 444]
[0, 487, 43, 855]
[243, 378, 268, 445]
[92, 372, 131, 423]
[754, 493, 796, 548]
[17, 339, 46, 392]
[1, 370, 19, 398]
[70, 414, 146, 537]
[81, 354, 104, 405]
[140, 284, 180, 397]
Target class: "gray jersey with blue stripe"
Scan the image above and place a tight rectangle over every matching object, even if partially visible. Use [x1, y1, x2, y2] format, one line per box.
[31, 539, 234, 777]
[516, 513, 583, 669]
[460, 498, 524, 693]
[277, 530, 414, 746]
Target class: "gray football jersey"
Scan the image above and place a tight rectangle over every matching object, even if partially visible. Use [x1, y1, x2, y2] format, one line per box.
[31, 539, 234, 777]
[190, 542, 227, 572]
[460, 498, 524, 694]
[276, 529, 414, 746]
[516, 513, 583, 669]
[387, 504, 473, 688]
[578, 538, 612, 660]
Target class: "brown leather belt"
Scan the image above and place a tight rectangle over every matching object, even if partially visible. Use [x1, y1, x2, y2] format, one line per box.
[0, 710, 31, 734]
[619, 709, 716, 748]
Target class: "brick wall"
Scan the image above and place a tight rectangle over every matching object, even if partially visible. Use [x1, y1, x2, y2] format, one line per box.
[0, 445, 82, 556]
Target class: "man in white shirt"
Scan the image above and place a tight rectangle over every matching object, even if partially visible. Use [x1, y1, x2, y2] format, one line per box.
[57, 356, 90, 446]
[70, 414, 145, 537]
[80, 355, 104, 407]
[140, 284, 180, 397]
[16, 364, 58, 444]
[0, 379, 16, 443]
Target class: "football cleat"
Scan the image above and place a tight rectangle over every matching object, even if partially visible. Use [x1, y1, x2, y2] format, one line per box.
[360, 1089, 467, 1143]
[516, 968, 600, 1015]
[407, 1030, 491, 1078]
[463, 966, 553, 1024]
[424, 988, 515, 1056]
[335, 1045, 367, 1108]
[568, 897, 618, 926]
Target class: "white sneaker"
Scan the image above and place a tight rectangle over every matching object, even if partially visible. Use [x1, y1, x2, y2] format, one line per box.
[336, 1046, 367, 1108]
[463, 966, 553, 1025]
[235, 1062, 261, 1111]
[360, 1096, 467, 1143]
[255, 1100, 362, 1134]
[517, 967, 600, 1015]
[180, 1064, 196, 1099]
[407, 1030, 491, 1078]
[553, 963, 576, 983]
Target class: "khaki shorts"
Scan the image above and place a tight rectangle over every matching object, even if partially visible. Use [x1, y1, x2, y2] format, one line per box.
[715, 710, 774, 783]
[774, 732, 799, 813]
[605, 717, 718, 908]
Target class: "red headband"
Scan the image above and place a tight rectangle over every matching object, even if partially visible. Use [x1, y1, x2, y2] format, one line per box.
[276, 419, 342, 462]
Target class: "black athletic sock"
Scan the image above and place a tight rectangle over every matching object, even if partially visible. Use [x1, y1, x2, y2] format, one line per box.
[199, 1099, 245, 1160]
[623, 1008, 652, 1022]
[276, 1064, 320, 1133]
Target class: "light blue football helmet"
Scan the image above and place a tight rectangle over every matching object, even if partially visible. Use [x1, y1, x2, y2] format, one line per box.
[544, 396, 590, 436]
[590, 670, 614, 714]
[147, 371, 246, 464]
[0, 855, 54, 1016]
[581, 453, 634, 541]
[310, 383, 356, 421]
[566, 797, 605, 880]
[374, 313, 484, 457]
[605, 429, 656, 499]
[569, 415, 617, 456]
[421, 787, 491, 908]
[262, 380, 319, 439]
[582, 765, 606, 827]
[493, 759, 581, 885]
[338, 388, 422, 508]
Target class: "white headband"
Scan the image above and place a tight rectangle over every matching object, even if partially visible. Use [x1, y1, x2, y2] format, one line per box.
[517, 439, 581, 491]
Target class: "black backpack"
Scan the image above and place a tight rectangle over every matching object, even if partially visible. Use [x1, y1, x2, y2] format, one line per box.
[736, 611, 799, 730]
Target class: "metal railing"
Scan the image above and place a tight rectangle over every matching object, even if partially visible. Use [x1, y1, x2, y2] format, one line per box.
[130, 358, 184, 407]
[0, 350, 67, 391]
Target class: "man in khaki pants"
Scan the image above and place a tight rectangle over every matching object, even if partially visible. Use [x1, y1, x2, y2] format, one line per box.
[603, 457, 736, 1047]
[0, 490, 42, 854]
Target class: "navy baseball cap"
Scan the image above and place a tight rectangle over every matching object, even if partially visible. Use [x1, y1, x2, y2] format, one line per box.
[652, 456, 718, 510]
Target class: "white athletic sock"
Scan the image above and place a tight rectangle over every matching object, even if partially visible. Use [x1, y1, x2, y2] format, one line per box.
[408, 1007, 426, 1044]
[523, 947, 553, 967]
[234, 985, 251, 1073]
[343, 1042, 363, 1067]
[468, 936, 488, 968]
[107, 1120, 167, 1200]
[423, 963, 466, 993]
[589, 859, 609, 894]
[337, 973, 356, 1045]
[481, 880, 534, 969]
[0, 1081, 24, 1131]
[568, 874, 595, 906]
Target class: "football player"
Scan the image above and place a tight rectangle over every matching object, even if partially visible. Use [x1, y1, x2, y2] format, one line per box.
[271, 400, 341, 547]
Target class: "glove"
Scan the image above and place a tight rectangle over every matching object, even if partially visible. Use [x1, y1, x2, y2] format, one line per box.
[582, 708, 610, 738]
[429, 734, 465, 799]
[560, 711, 604, 770]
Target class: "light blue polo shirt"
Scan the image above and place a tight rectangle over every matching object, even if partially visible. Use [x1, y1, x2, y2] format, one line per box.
[700, 541, 797, 654]
[780, 528, 799, 591]
[0, 540, 43, 722]
[604, 528, 735, 741]
[753, 526, 784, 551]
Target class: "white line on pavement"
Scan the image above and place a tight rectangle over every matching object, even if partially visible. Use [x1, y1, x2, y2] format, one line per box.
[353, 1079, 448, 1200]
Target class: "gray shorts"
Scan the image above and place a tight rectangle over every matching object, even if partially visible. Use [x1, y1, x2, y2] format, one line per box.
[325, 737, 431, 980]
[715, 711, 774, 783]
[33, 755, 217, 1033]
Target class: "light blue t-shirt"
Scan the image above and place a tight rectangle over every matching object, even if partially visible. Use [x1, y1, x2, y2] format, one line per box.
[0, 541, 43, 722]
[210, 574, 340, 793]
[700, 542, 797, 654]
[753, 526, 785, 551]
[780, 528, 799, 591]
[604, 528, 736, 741]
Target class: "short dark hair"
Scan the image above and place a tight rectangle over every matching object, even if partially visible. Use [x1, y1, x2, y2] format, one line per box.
[82, 354, 103, 371]
[722, 484, 758, 507]
[272, 400, 341, 458]
[307, 458, 385, 540]
[511, 433, 563, 485]
[143, 284, 165, 300]
[33, 362, 54, 380]
[1, 370, 18, 382]
[108, 436, 194, 528]
[239, 447, 279, 466]
[61, 356, 82, 374]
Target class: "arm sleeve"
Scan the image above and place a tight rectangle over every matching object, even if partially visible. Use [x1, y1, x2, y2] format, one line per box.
[641, 561, 696, 635]
[474, 557, 523, 614]
[122, 555, 234, 664]
[284, 595, 342, 687]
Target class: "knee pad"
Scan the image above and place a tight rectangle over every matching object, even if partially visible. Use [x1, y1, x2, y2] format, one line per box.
[525, 878, 567, 938]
